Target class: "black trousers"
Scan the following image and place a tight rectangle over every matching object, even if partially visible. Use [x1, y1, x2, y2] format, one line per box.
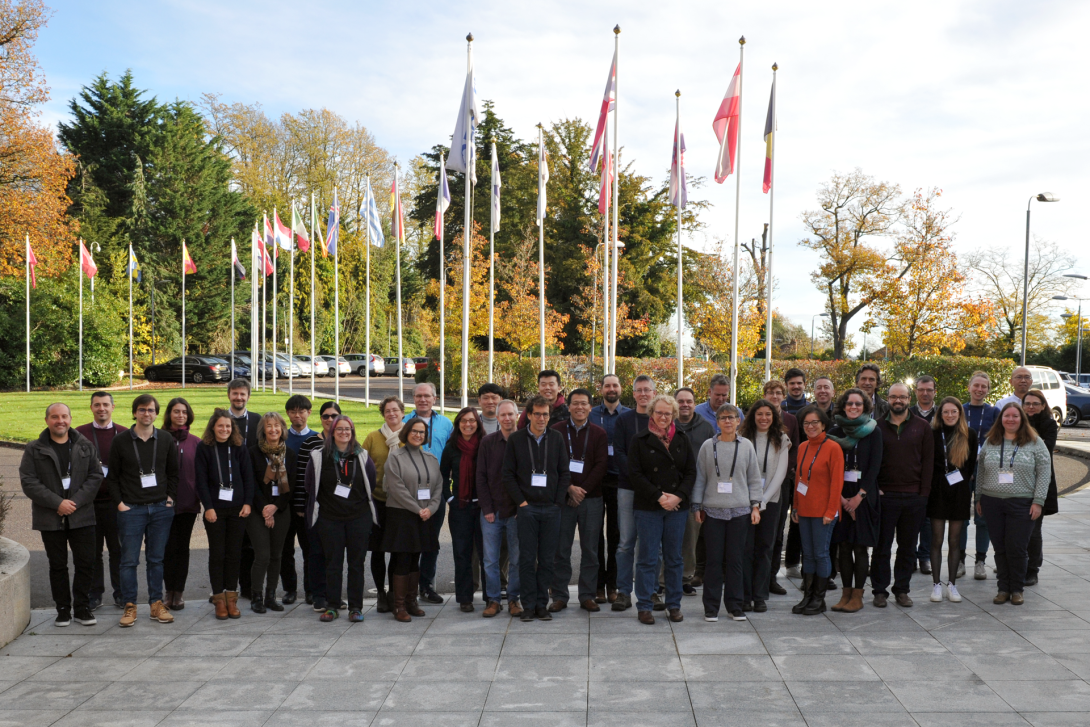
[981, 496, 1036, 594]
[744, 502, 781, 604]
[238, 530, 254, 593]
[872, 494, 928, 596]
[246, 509, 291, 596]
[41, 523, 95, 612]
[204, 510, 247, 593]
[280, 510, 312, 595]
[90, 500, 121, 600]
[1027, 516, 1045, 579]
[702, 515, 749, 614]
[316, 514, 372, 611]
[598, 481, 619, 590]
[448, 503, 483, 605]
[518, 503, 562, 610]
[771, 490, 792, 580]
[163, 511, 197, 592]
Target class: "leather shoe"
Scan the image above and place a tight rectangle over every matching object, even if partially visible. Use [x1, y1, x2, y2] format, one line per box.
[873, 593, 888, 608]
[459, 603, 474, 613]
[638, 610, 655, 625]
[580, 599, 600, 612]
[534, 606, 552, 621]
[282, 591, 297, 605]
[548, 600, 567, 613]
[768, 579, 787, 595]
[1024, 574, 1039, 586]
[607, 587, 618, 603]
[509, 600, 523, 617]
[483, 601, 502, 618]
[753, 600, 768, 613]
[611, 593, 630, 611]
[1011, 592, 1025, 605]
[994, 591, 1010, 604]
[595, 588, 607, 603]
[919, 560, 932, 575]
[894, 593, 913, 608]
[651, 591, 666, 611]
[668, 608, 683, 622]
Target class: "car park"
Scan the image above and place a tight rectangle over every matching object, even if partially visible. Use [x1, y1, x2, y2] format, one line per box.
[294, 355, 329, 377]
[1063, 383, 1090, 427]
[319, 355, 351, 377]
[144, 355, 231, 384]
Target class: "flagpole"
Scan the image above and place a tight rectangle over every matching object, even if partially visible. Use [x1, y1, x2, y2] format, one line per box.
[363, 183, 370, 406]
[251, 225, 258, 392]
[78, 240, 84, 392]
[25, 235, 31, 392]
[231, 238, 236, 381]
[764, 63, 778, 383]
[272, 209, 278, 395]
[488, 137, 496, 382]
[537, 122, 546, 371]
[675, 91, 684, 390]
[310, 196, 317, 399]
[182, 240, 187, 390]
[610, 24, 621, 374]
[395, 162, 404, 402]
[128, 245, 134, 390]
[439, 154, 447, 417]
[602, 181, 611, 376]
[729, 36, 745, 406]
[289, 207, 295, 395]
[333, 190, 340, 404]
[461, 32, 474, 409]
[262, 242, 267, 392]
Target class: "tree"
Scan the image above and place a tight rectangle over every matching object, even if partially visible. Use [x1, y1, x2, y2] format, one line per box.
[570, 239, 648, 353]
[494, 235, 569, 357]
[685, 239, 764, 358]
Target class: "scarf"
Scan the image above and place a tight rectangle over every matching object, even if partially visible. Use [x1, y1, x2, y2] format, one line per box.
[259, 439, 289, 492]
[333, 444, 363, 465]
[648, 418, 675, 448]
[380, 423, 402, 448]
[827, 413, 876, 451]
[168, 426, 189, 444]
[455, 434, 481, 502]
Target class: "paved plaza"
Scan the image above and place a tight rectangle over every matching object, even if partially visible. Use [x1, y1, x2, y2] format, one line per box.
[4, 491, 1090, 726]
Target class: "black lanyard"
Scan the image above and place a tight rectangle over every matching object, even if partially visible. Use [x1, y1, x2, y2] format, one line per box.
[131, 431, 157, 476]
[337, 456, 355, 488]
[999, 439, 1018, 469]
[969, 406, 986, 435]
[803, 438, 825, 483]
[91, 424, 114, 465]
[527, 431, 548, 474]
[712, 439, 739, 480]
[761, 436, 771, 474]
[407, 447, 431, 489]
[844, 443, 859, 471]
[59, 440, 72, 478]
[233, 414, 249, 442]
[214, 444, 233, 488]
[940, 431, 957, 473]
[566, 422, 590, 461]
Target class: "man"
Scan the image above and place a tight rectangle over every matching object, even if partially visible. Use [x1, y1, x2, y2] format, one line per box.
[856, 364, 890, 419]
[762, 380, 802, 593]
[996, 367, 1033, 409]
[20, 403, 104, 627]
[404, 382, 453, 603]
[478, 400, 523, 617]
[910, 375, 938, 575]
[105, 394, 179, 627]
[228, 379, 262, 447]
[295, 401, 340, 610]
[590, 373, 630, 602]
[674, 387, 714, 593]
[477, 383, 505, 435]
[813, 377, 836, 417]
[783, 368, 808, 414]
[502, 395, 571, 622]
[75, 392, 127, 610]
[872, 383, 934, 608]
[695, 374, 731, 433]
[518, 369, 570, 429]
[284, 394, 315, 453]
[611, 374, 656, 611]
[964, 371, 998, 581]
[277, 394, 315, 605]
[550, 388, 608, 613]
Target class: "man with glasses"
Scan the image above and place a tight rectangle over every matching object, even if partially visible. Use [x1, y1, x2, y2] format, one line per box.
[590, 374, 630, 603]
[695, 374, 731, 433]
[611, 375, 656, 611]
[872, 383, 934, 608]
[404, 382, 453, 603]
[294, 401, 340, 609]
[996, 367, 1034, 409]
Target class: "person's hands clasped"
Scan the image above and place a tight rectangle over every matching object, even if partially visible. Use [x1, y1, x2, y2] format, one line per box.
[57, 500, 77, 517]
[659, 493, 682, 511]
[420, 507, 432, 521]
[568, 486, 587, 507]
[750, 506, 761, 525]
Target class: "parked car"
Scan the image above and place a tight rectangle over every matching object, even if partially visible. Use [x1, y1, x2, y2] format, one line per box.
[294, 355, 329, 377]
[412, 357, 437, 375]
[1025, 365, 1067, 425]
[384, 357, 417, 377]
[1060, 371, 1090, 388]
[211, 353, 253, 379]
[319, 355, 351, 377]
[261, 352, 302, 379]
[291, 356, 313, 377]
[344, 353, 386, 377]
[144, 356, 231, 384]
[227, 351, 279, 382]
[1063, 383, 1090, 427]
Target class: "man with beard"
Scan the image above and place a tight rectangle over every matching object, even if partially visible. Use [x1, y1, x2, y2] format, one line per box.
[590, 374, 630, 602]
[856, 364, 889, 419]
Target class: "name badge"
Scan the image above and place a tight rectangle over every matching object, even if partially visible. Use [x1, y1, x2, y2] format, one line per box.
[717, 481, 732, 494]
[946, 471, 964, 485]
[335, 484, 352, 498]
[531, 474, 548, 488]
[607, 445, 614, 456]
[998, 471, 1014, 485]
[101, 465, 109, 477]
[761, 477, 766, 490]
[417, 488, 431, 500]
[140, 473, 157, 489]
[61, 477, 71, 490]
[844, 470, 861, 483]
[271, 486, 279, 497]
[797, 482, 809, 496]
[218, 487, 234, 501]
[570, 460, 585, 474]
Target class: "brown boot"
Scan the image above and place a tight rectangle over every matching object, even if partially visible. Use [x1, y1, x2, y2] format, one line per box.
[390, 574, 411, 623]
[404, 573, 425, 617]
[162, 591, 175, 610]
[831, 587, 853, 612]
[172, 591, 185, 610]
[226, 590, 241, 619]
[213, 592, 229, 620]
[843, 588, 864, 613]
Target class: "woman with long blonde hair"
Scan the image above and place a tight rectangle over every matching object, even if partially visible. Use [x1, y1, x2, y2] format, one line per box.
[927, 397, 976, 603]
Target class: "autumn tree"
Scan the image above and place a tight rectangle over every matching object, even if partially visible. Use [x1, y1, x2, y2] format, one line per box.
[570, 237, 648, 355]
[494, 235, 568, 357]
[685, 239, 764, 358]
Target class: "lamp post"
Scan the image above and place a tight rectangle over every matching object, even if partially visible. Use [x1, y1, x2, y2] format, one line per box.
[811, 312, 829, 359]
[1021, 193, 1060, 364]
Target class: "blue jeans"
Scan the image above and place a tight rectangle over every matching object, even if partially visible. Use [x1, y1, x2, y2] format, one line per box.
[616, 488, 636, 596]
[116, 502, 174, 605]
[516, 503, 562, 610]
[634, 508, 687, 612]
[798, 515, 837, 578]
[481, 512, 520, 602]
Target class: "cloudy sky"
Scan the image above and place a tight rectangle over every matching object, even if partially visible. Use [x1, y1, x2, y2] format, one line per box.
[34, 0, 1088, 353]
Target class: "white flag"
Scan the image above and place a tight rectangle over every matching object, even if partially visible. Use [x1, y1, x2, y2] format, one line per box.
[447, 60, 479, 185]
[536, 140, 549, 225]
[491, 141, 501, 233]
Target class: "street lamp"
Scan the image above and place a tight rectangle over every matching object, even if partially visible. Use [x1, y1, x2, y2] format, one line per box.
[1021, 192, 1060, 364]
[811, 312, 829, 359]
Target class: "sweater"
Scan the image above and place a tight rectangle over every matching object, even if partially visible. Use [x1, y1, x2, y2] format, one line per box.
[1028, 411, 1060, 515]
[676, 416, 715, 457]
[292, 434, 324, 513]
[552, 419, 609, 498]
[360, 429, 395, 501]
[794, 435, 844, 520]
[782, 395, 808, 415]
[691, 437, 763, 512]
[164, 430, 202, 514]
[517, 393, 570, 430]
[589, 402, 630, 476]
[20, 429, 103, 531]
[628, 427, 697, 511]
[194, 441, 255, 510]
[975, 436, 1051, 507]
[501, 427, 571, 507]
[383, 444, 442, 516]
[613, 409, 649, 490]
[748, 431, 792, 508]
[249, 445, 296, 512]
[105, 427, 180, 505]
[476, 431, 516, 519]
[876, 411, 935, 497]
[231, 411, 262, 448]
[75, 422, 128, 502]
[964, 403, 1000, 442]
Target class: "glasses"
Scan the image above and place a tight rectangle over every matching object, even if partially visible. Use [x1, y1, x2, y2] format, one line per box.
[845, 401, 863, 408]
[408, 429, 426, 437]
[802, 420, 824, 429]
[321, 414, 339, 420]
[888, 396, 910, 402]
[136, 408, 157, 414]
[1023, 401, 1043, 408]
[634, 388, 655, 395]
[717, 415, 739, 422]
[530, 412, 550, 418]
[334, 428, 353, 434]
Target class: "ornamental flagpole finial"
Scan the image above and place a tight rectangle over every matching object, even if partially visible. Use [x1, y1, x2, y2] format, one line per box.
[467, 33, 473, 42]
[739, 35, 746, 45]
[614, 24, 621, 34]
[675, 89, 681, 97]
[773, 62, 778, 71]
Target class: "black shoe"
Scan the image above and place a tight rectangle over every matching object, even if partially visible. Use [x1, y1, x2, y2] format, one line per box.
[611, 593, 630, 611]
[919, 560, 932, 575]
[1024, 574, 1039, 586]
[803, 576, 828, 615]
[305, 592, 314, 605]
[113, 595, 124, 609]
[251, 595, 267, 614]
[420, 587, 444, 604]
[312, 600, 328, 613]
[535, 606, 552, 621]
[88, 595, 102, 612]
[74, 608, 97, 626]
[753, 600, 768, 613]
[768, 579, 787, 596]
[742, 600, 753, 612]
[55, 610, 71, 627]
[282, 591, 297, 605]
[683, 584, 697, 596]
[520, 609, 535, 622]
[265, 594, 284, 612]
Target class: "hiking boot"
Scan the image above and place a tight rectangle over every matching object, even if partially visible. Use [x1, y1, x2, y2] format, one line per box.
[119, 603, 138, 627]
[149, 600, 174, 624]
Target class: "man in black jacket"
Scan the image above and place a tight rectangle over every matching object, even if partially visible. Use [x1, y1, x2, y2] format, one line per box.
[610, 374, 655, 611]
[227, 378, 261, 596]
[502, 395, 571, 621]
[20, 403, 104, 627]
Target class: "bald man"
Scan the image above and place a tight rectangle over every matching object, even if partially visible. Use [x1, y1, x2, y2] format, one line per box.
[995, 367, 1033, 409]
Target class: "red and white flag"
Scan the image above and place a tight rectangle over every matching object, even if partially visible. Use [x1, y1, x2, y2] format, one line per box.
[263, 213, 276, 259]
[274, 209, 292, 251]
[713, 63, 742, 183]
[253, 225, 274, 277]
[27, 239, 38, 289]
[79, 240, 98, 279]
[598, 122, 613, 215]
[589, 49, 617, 173]
[291, 202, 310, 253]
[435, 152, 451, 241]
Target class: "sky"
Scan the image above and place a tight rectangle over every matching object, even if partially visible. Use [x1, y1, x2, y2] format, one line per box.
[32, 0, 1090, 355]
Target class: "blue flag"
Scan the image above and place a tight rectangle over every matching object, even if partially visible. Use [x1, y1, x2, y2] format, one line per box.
[365, 178, 385, 248]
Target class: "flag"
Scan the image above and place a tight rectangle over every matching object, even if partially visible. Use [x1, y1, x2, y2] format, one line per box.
[274, 210, 292, 251]
[390, 177, 405, 241]
[182, 241, 197, 275]
[670, 121, 687, 209]
[713, 63, 742, 184]
[447, 57, 479, 184]
[435, 152, 451, 241]
[79, 240, 98, 279]
[231, 239, 246, 279]
[291, 202, 310, 253]
[128, 246, 142, 282]
[364, 177, 385, 248]
[763, 77, 776, 194]
[253, 225, 273, 276]
[589, 49, 617, 173]
[326, 189, 340, 256]
[263, 213, 276, 259]
[311, 197, 327, 258]
[27, 240, 38, 289]
[536, 140, 549, 224]
[491, 140, 502, 233]
[598, 122, 612, 215]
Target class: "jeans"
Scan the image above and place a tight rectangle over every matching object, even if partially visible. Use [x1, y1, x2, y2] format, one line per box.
[798, 515, 837, 578]
[117, 501, 174, 605]
[316, 514, 372, 611]
[1027, 517, 1045, 579]
[616, 488, 637, 597]
[744, 502, 781, 603]
[597, 482, 619, 590]
[634, 508, 686, 612]
[980, 496, 1036, 594]
[771, 493, 792, 580]
[917, 516, 932, 563]
[448, 503, 483, 605]
[162, 512, 197, 593]
[701, 514, 749, 614]
[280, 510, 312, 595]
[90, 500, 121, 600]
[419, 497, 447, 592]
[204, 509, 246, 594]
[553, 496, 604, 603]
[872, 494, 928, 596]
[516, 503, 562, 610]
[482, 512, 520, 602]
[41, 523, 95, 612]
[246, 508, 291, 596]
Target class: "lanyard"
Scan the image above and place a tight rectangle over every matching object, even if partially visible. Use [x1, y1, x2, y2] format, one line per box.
[566, 421, 591, 461]
[407, 447, 431, 488]
[762, 437, 771, 474]
[234, 414, 249, 442]
[999, 439, 1018, 469]
[712, 439, 739, 480]
[214, 444, 233, 487]
[91, 424, 114, 464]
[940, 431, 957, 473]
[131, 431, 157, 475]
[527, 431, 548, 474]
[803, 438, 826, 483]
[844, 443, 858, 471]
[338, 456, 355, 487]
[969, 406, 986, 434]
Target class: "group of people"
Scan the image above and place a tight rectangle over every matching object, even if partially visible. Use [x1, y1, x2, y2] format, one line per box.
[19, 364, 1058, 628]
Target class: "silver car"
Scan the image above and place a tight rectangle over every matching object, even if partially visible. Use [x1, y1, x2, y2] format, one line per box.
[319, 355, 351, 377]
[295, 355, 330, 377]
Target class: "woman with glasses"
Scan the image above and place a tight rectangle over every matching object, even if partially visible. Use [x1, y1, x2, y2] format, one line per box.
[927, 397, 976, 603]
[440, 407, 486, 612]
[1020, 390, 1059, 587]
[361, 397, 405, 614]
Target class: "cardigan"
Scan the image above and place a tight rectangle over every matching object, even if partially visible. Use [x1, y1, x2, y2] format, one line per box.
[304, 447, 378, 526]
[748, 431, 792, 509]
[691, 436, 763, 512]
[476, 431, 516, 519]
[361, 429, 397, 501]
[793, 435, 844, 520]
[628, 428, 697, 512]
[383, 445, 443, 516]
[163, 430, 201, 514]
[501, 427, 571, 507]
[1028, 411, 1060, 515]
[194, 440, 255, 510]
[440, 436, 480, 509]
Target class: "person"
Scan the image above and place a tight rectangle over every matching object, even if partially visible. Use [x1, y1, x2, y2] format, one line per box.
[285, 395, 316, 452]
[927, 397, 977, 603]
[361, 396, 405, 614]
[518, 369, 570, 429]
[105, 394, 179, 627]
[996, 367, 1034, 409]
[478, 383, 505, 435]
[383, 418, 443, 622]
[1022, 389, 1059, 587]
[20, 403, 103, 627]
[675, 387, 715, 594]
[791, 405, 844, 615]
[478, 399, 524, 617]
[75, 391, 126, 611]
[814, 377, 836, 417]
[195, 408, 255, 620]
[872, 383, 934, 608]
[911, 375, 938, 576]
[739, 399, 791, 613]
[783, 368, 808, 414]
[964, 371, 999, 581]
[611, 374, 656, 611]
[404, 383, 453, 604]
[695, 374, 731, 433]
[503, 395, 570, 622]
[227, 379, 261, 598]
[247, 412, 296, 613]
[763, 380, 801, 595]
[976, 402, 1051, 605]
[294, 401, 340, 611]
[826, 389, 882, 614]
[441, 407, 486, 611]
[630, 394, 696, 624]
[856, 364, 890, 419]
[550, 388, 608, 613]
[279, 395, 314, 606]
[590, 373, 630, 603]
[160, 398, 200, 611]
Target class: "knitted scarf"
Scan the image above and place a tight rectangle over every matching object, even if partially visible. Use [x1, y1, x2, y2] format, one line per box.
[259, 439, 289, 492]
[380, 422, 402, 448]
[648, 418, 675, 448]
[455, 434, 481, 502]
[826, 413, 876, 451]
[167, 425, 189, 444]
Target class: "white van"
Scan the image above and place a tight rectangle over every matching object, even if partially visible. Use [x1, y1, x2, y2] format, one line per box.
[1027, 365, 1067, 425]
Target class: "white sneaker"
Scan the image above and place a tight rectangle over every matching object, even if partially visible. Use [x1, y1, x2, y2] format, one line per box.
[957, 561, 966, 579]
[947, 583, 962, 603]
[786, 566, 802, 579]
[974, 562, 986, 580]
[930, 583, 944, 602]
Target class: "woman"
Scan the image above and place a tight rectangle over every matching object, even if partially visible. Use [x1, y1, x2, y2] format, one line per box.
[383, 418, 443, 622]
[247, 412, 296, 613]
[738, 399, 790, 614]
[791, 405, 843, 616]
[440, 407, 485, 612]
[304, 415, 377, 623]
[629, 394, 697, 625]
[927, 397, 977, 603]
[976, 402, 1051, 605]
[195, 409, 255, 620]
[827, 389, 883, 614]
[693, 403, 764, 622]
[1021, 389, 1059, 587]
[161, 398, 201, 610]
[361, 396, 405, 614]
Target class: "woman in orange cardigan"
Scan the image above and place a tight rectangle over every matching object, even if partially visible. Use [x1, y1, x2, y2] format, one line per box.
[791, 405, 844, 615]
